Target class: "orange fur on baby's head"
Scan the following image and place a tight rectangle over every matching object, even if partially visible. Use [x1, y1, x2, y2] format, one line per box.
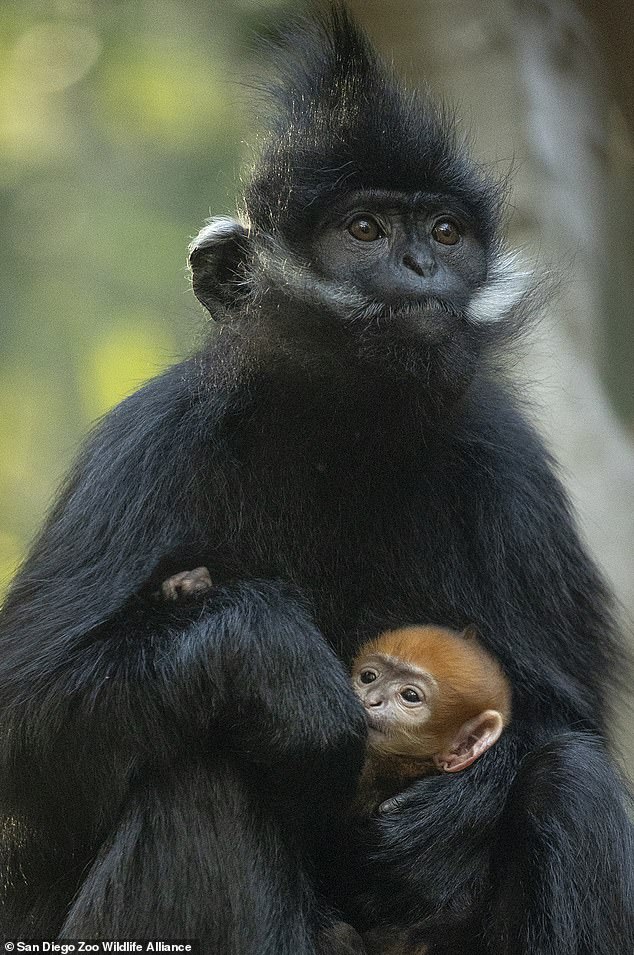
[351, 625, 511, 813]
[358, 624, 511, 753]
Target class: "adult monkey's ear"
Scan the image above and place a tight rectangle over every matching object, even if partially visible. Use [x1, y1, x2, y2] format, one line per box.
[188, 217, 251, 314]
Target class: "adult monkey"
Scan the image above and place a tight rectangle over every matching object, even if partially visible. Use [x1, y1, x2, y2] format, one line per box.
[0, 6, 632, 953]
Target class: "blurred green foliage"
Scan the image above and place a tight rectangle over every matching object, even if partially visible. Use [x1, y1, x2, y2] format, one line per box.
[0, 0, 289, 594]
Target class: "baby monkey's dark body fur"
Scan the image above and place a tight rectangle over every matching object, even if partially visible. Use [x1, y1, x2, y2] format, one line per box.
[0, 7, 632, 954]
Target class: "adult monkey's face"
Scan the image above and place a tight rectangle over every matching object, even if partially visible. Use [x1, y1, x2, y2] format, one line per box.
[315, 190, 486, 305]
[190, 7, 530, 397]
[311, 188, 488, 344]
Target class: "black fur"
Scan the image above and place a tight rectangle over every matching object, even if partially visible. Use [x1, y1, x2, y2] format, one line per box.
[0, 7, 632, 952]
[246, 9, 502, 250]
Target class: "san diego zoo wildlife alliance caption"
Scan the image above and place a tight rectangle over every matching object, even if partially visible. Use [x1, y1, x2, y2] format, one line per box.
[6, 943, 196, 953]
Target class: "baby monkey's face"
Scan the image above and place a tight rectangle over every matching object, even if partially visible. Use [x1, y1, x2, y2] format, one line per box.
[351, 627, 510, 771]
[351, 652, 436, 739]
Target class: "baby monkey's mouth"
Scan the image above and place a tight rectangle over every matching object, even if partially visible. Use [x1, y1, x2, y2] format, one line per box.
[364, 712, 388, 734]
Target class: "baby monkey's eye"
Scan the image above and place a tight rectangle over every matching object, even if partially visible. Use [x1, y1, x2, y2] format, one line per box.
[348, 216, 382, 242]
[360, 669, 378, 684]
[400, 687, 423, 704]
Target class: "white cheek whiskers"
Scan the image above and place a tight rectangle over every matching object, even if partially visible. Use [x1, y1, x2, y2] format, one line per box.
[467, 249, 533, 324]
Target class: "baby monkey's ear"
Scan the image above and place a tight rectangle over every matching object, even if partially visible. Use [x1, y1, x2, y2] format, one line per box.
[434, 710, 504, 773]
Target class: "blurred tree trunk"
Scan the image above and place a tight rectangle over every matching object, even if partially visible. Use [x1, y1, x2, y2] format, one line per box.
[349, 0, 634, 774]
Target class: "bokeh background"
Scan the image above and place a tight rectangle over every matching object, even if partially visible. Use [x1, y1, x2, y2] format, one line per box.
[1, 0, 633, 769]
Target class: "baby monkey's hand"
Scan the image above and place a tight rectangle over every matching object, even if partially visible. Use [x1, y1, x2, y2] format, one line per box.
[158, 566, 213, 601]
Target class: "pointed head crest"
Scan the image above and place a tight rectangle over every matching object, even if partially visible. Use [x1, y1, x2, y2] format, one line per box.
[245, 6, 502, 247]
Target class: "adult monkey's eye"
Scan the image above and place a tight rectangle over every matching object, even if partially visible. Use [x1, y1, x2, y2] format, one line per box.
[348, 216, 382, 242]
[360, 669, 378, 684]
[431, 218, 461, 246]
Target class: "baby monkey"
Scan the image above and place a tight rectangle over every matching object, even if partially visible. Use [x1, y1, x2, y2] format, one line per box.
[157, 572, 511, 954]
[351, 624, 511, 815]
[155, 571, 511, 806]
[326, 625, 512, 955]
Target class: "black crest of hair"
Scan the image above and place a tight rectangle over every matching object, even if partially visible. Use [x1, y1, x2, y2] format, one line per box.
[0, 3, 632, 953]
[246, 5, 502, 249]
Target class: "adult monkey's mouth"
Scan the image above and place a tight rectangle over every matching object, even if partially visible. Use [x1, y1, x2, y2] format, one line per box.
[362, 296, 465, 324]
